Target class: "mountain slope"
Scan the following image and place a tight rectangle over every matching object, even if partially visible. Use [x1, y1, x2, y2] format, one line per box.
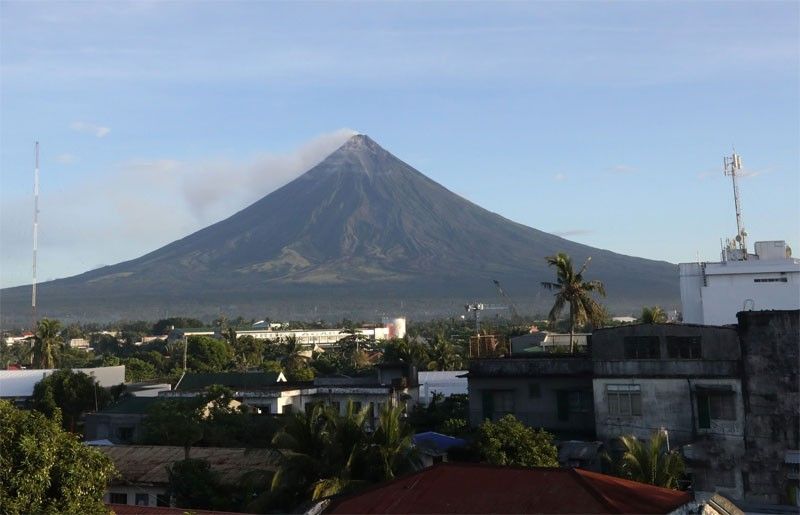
[0, 135, 678, 322]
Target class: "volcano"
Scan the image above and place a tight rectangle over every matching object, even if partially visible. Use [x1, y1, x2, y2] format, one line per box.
[0, 134, 678, 323]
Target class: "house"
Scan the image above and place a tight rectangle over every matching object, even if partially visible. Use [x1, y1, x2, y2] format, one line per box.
[467, 355, 595, 440]
[323, 462, 694, 514]
[85, 397, 160, 444]
[591, 322, 745, 499]
[98, 445, 280, 509]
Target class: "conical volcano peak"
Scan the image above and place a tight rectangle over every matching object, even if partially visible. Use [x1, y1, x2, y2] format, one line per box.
[337, 133, 383, 153]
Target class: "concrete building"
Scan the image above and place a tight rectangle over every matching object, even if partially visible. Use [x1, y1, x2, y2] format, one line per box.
[234, 326, 391, 346]
[680, 240, 800, 326]
[467, 356, 595, 439]
[737, 310, 800, 506]
[591, 323, 745, 499]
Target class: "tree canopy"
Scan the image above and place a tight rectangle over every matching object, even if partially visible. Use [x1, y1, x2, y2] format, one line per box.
[31, 369, 112, 432]
[476, 414, 559, 467]
[640, 306, 668, 324]
[542, 253, 606, 352]
[610, 431, 685, 489]
[0, 400, 116, 515]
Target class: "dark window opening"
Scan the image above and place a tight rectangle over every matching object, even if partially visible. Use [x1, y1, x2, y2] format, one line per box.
[754, 277, 788, 283]
[116, 426, 134, 443]
[697, 390, 736, 428]
[529, 383, 541, 398]
[624, 336, 660, 359]
[110, 492, 128, 504]
[666, 336, 702, 359]
[135, 493, 149, 506]
[482, 390, 514, 421]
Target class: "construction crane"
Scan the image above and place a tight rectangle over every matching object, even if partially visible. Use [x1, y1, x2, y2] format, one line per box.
[492, 279, 523, 324]
[464, 302, 507, 334]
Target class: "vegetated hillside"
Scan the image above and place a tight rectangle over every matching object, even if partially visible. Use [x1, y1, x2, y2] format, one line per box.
[0, 135, 678, 323]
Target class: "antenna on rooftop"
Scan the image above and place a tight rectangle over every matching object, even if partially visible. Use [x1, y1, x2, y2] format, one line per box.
[723, 151, 747, 260]
[32, 141, 39, 331]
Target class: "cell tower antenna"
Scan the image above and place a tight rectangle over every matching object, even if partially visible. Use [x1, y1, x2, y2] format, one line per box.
[723, 151, 747, 259]
[32, 141, 39, 331]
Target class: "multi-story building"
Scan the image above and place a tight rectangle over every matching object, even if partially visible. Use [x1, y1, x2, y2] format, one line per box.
[467, 355, 595, 440]
[680, 241, 799, 326]
[591, 323, 745, 499]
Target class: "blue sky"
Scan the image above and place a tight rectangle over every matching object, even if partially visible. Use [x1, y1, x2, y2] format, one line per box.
[1, 1, 798, 288]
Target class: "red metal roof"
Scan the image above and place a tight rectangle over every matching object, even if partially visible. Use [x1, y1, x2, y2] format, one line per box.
[108, 503, 241, 515]
[325, 463, 692, 514]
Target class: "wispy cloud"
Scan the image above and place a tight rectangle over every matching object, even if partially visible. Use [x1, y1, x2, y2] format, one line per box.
[553, 173, 567, 182]
[609, 164, 636, 174]
[553, 229, 594, 237]
[70, 121, 110, 138]
[0, 129, 356, 287]
[55, 153, 76, 164]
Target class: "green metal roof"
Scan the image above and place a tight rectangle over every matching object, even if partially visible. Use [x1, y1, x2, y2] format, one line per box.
[177, 372, 282, 391]
[101, 396, 161, 414]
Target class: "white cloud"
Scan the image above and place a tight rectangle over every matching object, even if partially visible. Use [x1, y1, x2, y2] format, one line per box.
[70, 121, 110, 138]
[609, 164, 636, 174]
[55, 153, 76, 164]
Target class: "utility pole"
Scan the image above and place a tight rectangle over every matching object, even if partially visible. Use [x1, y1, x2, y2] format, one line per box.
[32, 141, 39, 332]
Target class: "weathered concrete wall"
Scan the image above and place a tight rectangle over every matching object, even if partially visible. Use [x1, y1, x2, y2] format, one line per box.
[738, 309, 800, 504]
[468, 374, 595, 438]
[469, 356, 593, 378]
[592, 324, 740, 361]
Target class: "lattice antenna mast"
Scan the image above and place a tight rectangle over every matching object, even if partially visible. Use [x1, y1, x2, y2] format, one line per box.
[32, 141, 39, 330]
[723, 152, 747, 257]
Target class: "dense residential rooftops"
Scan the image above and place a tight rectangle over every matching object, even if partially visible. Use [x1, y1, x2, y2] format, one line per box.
[324, 462, 692, 514]
[98, 446, 281, 485]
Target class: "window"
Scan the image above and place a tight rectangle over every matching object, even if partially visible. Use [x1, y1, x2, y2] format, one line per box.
[624, 336, 660, 359]
[482, 390, 514, 421]
[697, 389, 736, 428]
[754, 277, 788, 283]
[135, 493, 149, 506]
[528, 383, 541, 398]
[666, 336, 702, 359]
[116, 426, 134, 442]
[557, 390, 592, 421]
[110, 492, 128, 504]
[607, 385, 642, 416]
[156, 494, 170, 507]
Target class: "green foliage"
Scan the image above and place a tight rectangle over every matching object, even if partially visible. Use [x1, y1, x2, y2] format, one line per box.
[33, 318, 62, 369]
[640, 306, 668, 324]
[610, 431, 685, 489]
[268, 401, 417, 511]
[167, 458, 229, 510]
[381, 337, 430, 369]
[139, 398, 204, 455]
[542, 253, 606, 352]
[426, 333, 463, 371]
[0, 400, 116, 514]
[261, 359, 283, 373]
[476, 415, 558, 467]
[186, 336, 233, 373]
[122, 357, 157, 382]
[285, 358, 315, 382]
[58, 346, 94, 368]
[31, 369, 111, 432]
[408, 393, 469, 436]
[152, 317, 204, 335]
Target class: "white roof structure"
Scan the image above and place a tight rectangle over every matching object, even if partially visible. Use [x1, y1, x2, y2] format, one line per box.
[0, 365, 125, 398]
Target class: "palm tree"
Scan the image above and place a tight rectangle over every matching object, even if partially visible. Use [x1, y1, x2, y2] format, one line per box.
[32, 318, 62, 369]
[640, 306, 667, 324]
[613, 431, 685, 489]
[427, 333, 462, 371]
[541, 253, 606, 353]
[367, 403, 419, 481]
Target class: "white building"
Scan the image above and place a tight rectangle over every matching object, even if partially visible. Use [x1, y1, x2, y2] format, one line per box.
[235, 326, 392, 346]
[680, 240, 800, 326]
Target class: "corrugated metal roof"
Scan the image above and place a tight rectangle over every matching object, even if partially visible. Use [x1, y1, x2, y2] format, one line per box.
[325, 463, 692, 514]
[177, 372, 282, 391]
[99, 445, 281, 485]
